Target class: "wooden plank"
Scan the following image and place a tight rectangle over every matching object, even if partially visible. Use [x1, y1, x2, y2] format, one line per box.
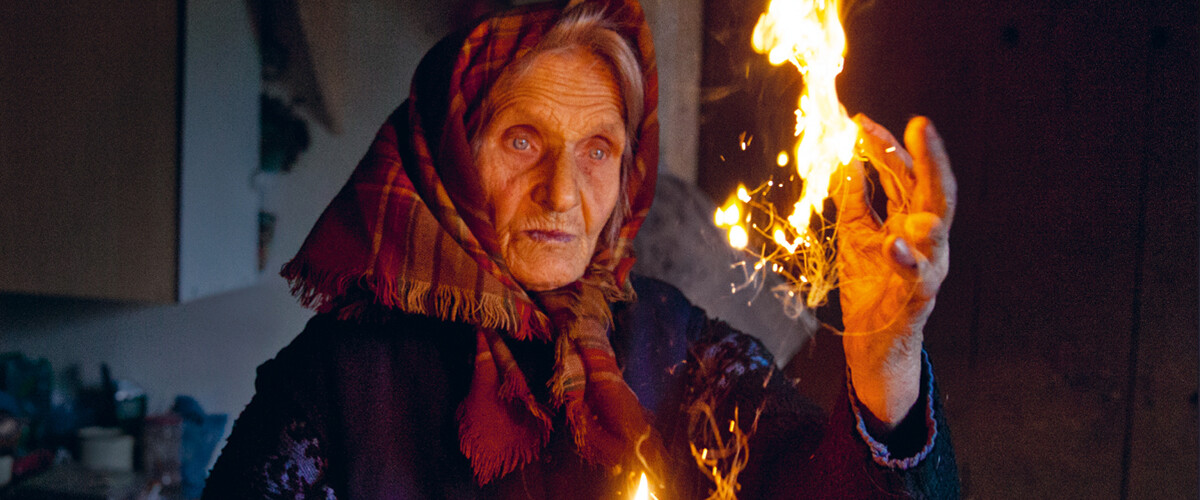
[642, 0, 704, 183]
[296, 0, 348, 133]
[1126, 0, 1200, 496]
[927, 2, 1144, 496]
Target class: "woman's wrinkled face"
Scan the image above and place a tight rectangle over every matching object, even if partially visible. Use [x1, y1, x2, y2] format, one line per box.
[475, 49, 625, 291]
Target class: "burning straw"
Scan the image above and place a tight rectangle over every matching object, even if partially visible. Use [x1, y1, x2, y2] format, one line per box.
[714, 0, 859, 310]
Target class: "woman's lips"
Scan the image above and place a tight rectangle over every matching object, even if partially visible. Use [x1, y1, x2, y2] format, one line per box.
[524, 230, 575, 243]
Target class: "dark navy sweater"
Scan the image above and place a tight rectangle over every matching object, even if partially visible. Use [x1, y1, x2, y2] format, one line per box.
[204, 276, 958, 499]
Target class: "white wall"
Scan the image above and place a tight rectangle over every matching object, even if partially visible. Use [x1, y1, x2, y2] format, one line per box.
[641, 0, 702, 183]
[1, 0, 702, 442]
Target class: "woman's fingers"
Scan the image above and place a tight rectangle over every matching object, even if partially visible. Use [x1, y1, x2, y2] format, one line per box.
[838, 115, 953, 300]
[854, 114, 914, 217]
[832, 157, 882, 231]
[883, 212, 950, 297]
[904, 117, 956, 226]
[853, 114, 957, 229]
[882, 234, 921, 281]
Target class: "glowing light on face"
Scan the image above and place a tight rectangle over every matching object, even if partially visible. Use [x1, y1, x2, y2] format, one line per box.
[475, 50, 625, 291]
[713, 0, 858, 308]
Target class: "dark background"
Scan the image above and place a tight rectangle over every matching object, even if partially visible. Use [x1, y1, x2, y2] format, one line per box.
[698, 0, 1198, 496]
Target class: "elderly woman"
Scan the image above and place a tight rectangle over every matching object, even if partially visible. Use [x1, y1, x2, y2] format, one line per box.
[204, 0, 958, 498]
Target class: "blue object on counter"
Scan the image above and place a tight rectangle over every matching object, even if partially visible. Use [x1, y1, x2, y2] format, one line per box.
[0, 391, 21, 417]
[0, 352, 54, 454]
[172, 395, 227, 499]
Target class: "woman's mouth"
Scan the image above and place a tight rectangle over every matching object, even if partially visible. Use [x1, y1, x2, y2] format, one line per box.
[524, 230, 575, 243]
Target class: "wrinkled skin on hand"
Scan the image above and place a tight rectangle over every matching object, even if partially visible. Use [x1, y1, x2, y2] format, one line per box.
[834, 115, 956, 432]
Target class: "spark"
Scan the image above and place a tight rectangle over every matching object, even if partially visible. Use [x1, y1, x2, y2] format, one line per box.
[738, 131, 754, 151]
[689, 404, 762, 500]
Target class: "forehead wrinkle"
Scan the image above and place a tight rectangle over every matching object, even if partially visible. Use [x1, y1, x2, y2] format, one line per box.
[484, 50, 625, 140]
[490, 87, 624, 140]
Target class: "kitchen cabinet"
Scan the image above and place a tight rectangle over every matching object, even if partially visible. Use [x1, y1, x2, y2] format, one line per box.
[0, 0, 260, 302]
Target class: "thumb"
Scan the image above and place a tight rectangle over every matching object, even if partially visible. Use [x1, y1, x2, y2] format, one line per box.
[883, 235, 922, 282]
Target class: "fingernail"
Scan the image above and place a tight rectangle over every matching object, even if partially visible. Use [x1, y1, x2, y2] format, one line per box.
[892, 238, 918, 270]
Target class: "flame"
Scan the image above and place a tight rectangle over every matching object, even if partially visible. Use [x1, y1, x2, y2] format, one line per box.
[728, 226, 749, 249]
[714, 187, 749, 250]
[633, 472, 651, 500]
[753, 0, 857, 236]
[714, 203, 740, 227]
[715, 0, 858, 309]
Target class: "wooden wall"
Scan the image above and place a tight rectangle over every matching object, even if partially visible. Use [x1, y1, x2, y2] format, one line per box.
[699, 0, 1198, 497]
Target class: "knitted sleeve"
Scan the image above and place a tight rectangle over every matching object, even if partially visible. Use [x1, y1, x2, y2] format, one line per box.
[789, 351, 960, 499]
[846, 350, 941, 470]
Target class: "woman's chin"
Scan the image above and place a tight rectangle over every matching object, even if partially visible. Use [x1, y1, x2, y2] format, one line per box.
[505, 242, 590, 291]
[512, 265, 584, 291]
[509, 259, 586, 291]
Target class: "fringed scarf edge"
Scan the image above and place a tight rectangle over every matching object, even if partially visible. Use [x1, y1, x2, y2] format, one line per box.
[281, 259, 549, 337]
[456, 328, 555, 484]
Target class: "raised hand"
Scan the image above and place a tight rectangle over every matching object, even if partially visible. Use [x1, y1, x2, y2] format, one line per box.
[833, 114, 956, 430]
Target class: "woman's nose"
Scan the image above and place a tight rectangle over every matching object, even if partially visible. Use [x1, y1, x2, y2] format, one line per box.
[535, 150, 581, 212]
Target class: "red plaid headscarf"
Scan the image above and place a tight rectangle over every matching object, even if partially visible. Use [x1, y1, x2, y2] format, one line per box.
[282, 0, 661, 485]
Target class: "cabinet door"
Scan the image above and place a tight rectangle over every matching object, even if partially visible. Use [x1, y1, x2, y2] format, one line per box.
[0, 0, 260, 303]
[0, 1, 181, 302]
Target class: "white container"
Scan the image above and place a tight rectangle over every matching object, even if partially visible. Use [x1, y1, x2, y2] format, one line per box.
[78, 426, 134, 472]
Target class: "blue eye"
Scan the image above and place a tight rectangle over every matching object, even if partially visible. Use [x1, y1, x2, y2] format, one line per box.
[589, 148, 606, 160]
[511, 137, 530, 151]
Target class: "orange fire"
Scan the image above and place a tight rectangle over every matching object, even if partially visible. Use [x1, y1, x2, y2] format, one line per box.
[713, 0, 858, 308]
[632, 472, 651, 499]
